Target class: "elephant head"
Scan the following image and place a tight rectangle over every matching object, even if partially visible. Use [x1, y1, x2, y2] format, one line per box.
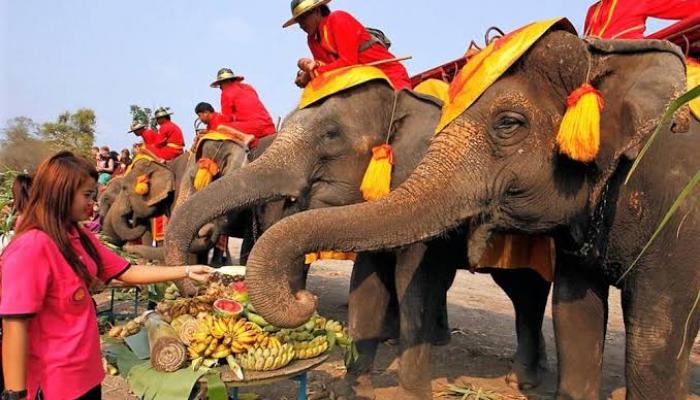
[165, 80, 442, 272]
[243, 28, 689, 327]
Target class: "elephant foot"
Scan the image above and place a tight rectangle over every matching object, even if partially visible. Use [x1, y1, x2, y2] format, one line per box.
[505, 360, 543, 390]
[333, 374, 375, 400]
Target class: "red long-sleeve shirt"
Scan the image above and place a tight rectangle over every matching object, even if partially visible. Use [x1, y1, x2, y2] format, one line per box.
[220, 82, 276, 140]
[308, 10, 411, 90]
[584, 0, 700, 39]
[146, 120, 184, 160]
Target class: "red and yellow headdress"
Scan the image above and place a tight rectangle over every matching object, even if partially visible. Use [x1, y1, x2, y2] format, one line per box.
[439, 18, 606, 163]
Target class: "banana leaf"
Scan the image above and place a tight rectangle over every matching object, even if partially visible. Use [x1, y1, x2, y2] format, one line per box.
[103, 340, 145, 378]
[127, 362, 207, 400]
[205, 372, 228, 400]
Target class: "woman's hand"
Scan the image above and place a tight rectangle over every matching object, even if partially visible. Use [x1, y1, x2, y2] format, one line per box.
[186, 265, 215, 282]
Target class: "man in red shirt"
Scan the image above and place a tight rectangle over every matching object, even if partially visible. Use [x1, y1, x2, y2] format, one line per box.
[128, 121, 158, 146]
[194, 102, 256, 148]
[210, 68, 276, 144]
[147, 107, 185, 161]
[283, 0, 411, 90]
[584, 0, 700, 39]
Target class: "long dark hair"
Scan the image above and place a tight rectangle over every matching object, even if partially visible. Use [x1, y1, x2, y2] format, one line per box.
[11, 174, 32, 214]
[13, 151, 103, 287]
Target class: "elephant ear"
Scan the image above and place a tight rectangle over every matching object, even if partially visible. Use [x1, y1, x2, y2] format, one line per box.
[388, 89, 443, 184]
[145, 163, 175, 207]
[587, 39, 686, 173]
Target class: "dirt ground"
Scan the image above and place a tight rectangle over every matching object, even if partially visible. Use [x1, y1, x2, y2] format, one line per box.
[101, 260, 700, 400]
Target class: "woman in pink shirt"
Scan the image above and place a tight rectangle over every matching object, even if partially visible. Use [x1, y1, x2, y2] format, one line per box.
[0, 152, 213, 400]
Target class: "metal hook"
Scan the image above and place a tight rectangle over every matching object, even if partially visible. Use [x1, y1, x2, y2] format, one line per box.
[485, 26, 506, 45]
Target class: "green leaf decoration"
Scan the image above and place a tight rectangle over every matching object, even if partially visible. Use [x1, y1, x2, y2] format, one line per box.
[103, 340, 144, 378]
[127, 362, 207, 400]
[206, 372, 228, 400]
[617, 170, 700, 284]
[625, 85, 700, 185]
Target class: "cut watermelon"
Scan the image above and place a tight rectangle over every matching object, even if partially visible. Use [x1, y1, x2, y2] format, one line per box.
[213, 299, 243, 318]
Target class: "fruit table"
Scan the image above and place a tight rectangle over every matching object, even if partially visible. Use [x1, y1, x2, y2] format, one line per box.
[199, 354, 329, 400]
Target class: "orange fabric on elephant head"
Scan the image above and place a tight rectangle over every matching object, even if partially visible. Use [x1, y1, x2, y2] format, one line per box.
[299, 65, 393, 109]
[436, 18, 577, 133]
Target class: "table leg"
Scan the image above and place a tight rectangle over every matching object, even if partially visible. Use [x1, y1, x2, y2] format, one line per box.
[291, 373, 307, 400]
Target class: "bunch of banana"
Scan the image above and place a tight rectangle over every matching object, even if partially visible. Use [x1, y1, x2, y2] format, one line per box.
[323, 319, 343, 334]
[274, 329, 315, 343]
[107, 311, 149, 338]
[163, 284, 180, 300]
[155, 295, 213, 322]
[255, 334, 283, 349]
[237, 343, 295, 371]
[292, 335, 329, 360]
[187, 315, 261, 361]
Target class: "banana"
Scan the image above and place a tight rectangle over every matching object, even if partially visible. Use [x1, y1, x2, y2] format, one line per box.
[254, 357, 264, 371]
[262, 355, 274, 370]
[246, 312, 269, 327]
[212, 348, 231, 359]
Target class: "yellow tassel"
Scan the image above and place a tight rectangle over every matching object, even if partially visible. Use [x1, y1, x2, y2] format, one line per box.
[194, 158, 220, 191]
[134, 175, 150, 195]
[304, 251, 357, 264]
[304, 253, 319, 265]
[556, 83, 604, 163]
[360, 144, 394, 201]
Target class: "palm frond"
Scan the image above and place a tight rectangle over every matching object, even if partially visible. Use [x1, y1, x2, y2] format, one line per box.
[625, 85, 700, 185]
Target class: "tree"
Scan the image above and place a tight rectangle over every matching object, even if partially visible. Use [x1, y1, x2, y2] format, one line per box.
[39, 108, 96, 157]
[130, 105, 156, 129]
[0, 117, 53, 172]
[1, 116, 37, 145]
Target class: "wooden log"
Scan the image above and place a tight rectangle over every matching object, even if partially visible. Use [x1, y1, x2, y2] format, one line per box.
[145, 312, 187, 372]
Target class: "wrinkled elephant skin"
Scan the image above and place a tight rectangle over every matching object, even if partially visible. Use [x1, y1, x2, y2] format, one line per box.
[245, 33, 700, 400]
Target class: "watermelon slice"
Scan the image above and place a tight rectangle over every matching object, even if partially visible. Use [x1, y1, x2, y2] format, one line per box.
[213, 299, 243, 318]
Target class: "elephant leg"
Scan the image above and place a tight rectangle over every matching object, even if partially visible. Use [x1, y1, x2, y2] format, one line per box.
[621, 274, 699, 400]
[394, 243, 433, 400]
[341, 252, 394, 400]
[491, 268, 550, 390]
[553, 260, 609, 400]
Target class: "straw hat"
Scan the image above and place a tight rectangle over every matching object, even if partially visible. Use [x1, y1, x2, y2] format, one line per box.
[210, 68, 244, 88]
[154, 107, 174, 119]
[128, 121, 146, 133]
[282, 0, 332, 28]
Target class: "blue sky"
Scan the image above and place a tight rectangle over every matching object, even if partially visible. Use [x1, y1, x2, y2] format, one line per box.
[0, 1, 671, 151]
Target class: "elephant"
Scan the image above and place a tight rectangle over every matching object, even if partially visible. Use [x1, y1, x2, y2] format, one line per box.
[98, 176, 149, 245]
[100, 152, 190, 256]
[165, 80, 552, 397]
[243, 26, 699, 400]
[107, 137, 253, 264]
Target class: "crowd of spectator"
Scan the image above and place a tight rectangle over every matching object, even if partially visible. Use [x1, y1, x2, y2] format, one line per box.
[89, 145, 132, 187]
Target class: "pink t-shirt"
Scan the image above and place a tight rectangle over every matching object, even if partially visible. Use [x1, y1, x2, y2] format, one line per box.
[0, 227, 130, 400]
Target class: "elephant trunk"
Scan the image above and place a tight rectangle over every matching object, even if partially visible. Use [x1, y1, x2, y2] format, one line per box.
[107, 196, 148, 242]
[165, 140, 311, 268]
[246, 124, 486, 328]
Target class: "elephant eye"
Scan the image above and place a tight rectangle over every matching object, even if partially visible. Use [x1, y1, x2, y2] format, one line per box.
[492, 112, 526, 138]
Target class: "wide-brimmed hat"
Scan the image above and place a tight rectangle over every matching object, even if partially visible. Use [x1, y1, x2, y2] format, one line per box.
[210, 68, 245, 88]
[282, 0, 332, 28]
[128, 121, 146, 133]
[154, 107, 174, 119]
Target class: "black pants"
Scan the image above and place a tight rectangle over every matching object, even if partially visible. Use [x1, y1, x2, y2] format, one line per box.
[36, 385, 101, 400]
